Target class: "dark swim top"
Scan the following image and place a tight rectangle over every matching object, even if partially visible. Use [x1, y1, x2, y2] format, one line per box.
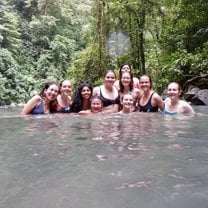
[31, 100, 44, 114]
[99, 87, 120, 107]
[162, 108, 178, 115]
[55, 104, 70, 113]
[139, 92, 158, 112]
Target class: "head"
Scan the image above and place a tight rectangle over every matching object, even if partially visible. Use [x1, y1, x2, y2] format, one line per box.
[119, 64, 132, 75]
[139, 75, 153, 91]
[77, 83, 93, 101]
[59, 80, 72, 96]
[120, 93, 134, 111]
[70, 83, 92, 113]
[39, 82, 59, 101]
[90, 95, 103, 113]
[119, 71, 133, 93]
[104, 70, 116, 87]
[167, 82, 182, 99]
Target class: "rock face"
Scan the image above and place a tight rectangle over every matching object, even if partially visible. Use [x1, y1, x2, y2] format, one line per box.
[197, 89, 208, 105]
[185, 87, 208, 105]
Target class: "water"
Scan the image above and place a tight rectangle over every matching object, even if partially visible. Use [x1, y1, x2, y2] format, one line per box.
[0, 106, 208, 208]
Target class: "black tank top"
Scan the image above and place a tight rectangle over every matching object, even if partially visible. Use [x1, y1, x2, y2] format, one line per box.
[99, 87, 120, 107]
[139, 92, 158, 112]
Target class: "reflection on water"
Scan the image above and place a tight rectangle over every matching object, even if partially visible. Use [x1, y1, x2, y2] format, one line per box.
[0, 107, 208, 208]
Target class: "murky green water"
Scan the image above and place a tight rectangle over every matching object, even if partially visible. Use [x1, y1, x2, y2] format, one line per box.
[0, 106, 208, 208]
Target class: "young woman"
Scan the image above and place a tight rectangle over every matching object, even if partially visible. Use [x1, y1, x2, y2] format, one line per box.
[79, 95, 103, 115]
[138, 75, 164, 112]
[118, 71, 141, 112]
[20, 82, 59, 115]
[93, 70, 120, 113]
[55, 80, 72, 113]
[70, 83, 92, 113]
[163, 82, 195, 115]
[114, 64, 140, 90]
[119, 93, 134, 114]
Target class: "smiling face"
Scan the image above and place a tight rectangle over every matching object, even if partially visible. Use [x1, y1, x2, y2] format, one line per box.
[139, 75, 152, 92]
[167, 82, 181, 100]
[121, 64, 131, 73]
[45, 84, 59, 101]
[60, 80, 72, 96]
[81, 86, 92, 100]
[121, 72, 132, 87]
[91, 98, 103, 113]
[104, 71, 116, 87]
[121, 94, 134, 110]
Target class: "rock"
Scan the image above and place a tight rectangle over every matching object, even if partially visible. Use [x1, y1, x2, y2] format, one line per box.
[184, 87, 200, 103]
[197, 89, 208, 105]
[185, 87, 208, 105]
[9, 103, 16, 107]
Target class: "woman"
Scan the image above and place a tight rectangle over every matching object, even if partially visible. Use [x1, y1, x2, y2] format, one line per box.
[21, 82, 59, 115]
[163, 82, 195, 115]
[138, 75, 164, 112]
[118, 71, 141, 112]
[55, 80, 72, 113]
[70, 83, 92, 113]
[93, 70, 120, 113]
[119, 93, 134, 114]
[114, 64, 140, 90]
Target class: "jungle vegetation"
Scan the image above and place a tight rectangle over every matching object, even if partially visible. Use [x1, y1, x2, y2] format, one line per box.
[0, 0, 207, 105]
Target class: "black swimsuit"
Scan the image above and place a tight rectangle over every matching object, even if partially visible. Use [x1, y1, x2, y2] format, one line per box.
[99, 87, 120, 107]
[139, 92, 158, 112]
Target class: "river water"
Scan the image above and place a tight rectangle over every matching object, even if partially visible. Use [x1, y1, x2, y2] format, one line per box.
[0, 106, 208, 208]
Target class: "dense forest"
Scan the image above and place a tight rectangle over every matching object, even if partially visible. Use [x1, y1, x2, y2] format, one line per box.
[0, 0, 207, 105]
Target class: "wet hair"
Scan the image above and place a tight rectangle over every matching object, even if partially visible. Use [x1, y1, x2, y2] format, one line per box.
[59, 79, 72, 94]
[90, 95, 104, 105]
[104, 70, 116, 78]
[39, 81, 59, 98]
[38, 81, 59, 112]
[139, 74, 153, 89]
[119, 64, 132, 75]
[120, 93, 134, 103]
[70, 83, 93, 113]
[119, 71, 134, 93]
[168, 82, 183, 96]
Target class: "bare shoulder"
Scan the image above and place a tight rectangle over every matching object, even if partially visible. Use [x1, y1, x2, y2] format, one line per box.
[114, 80, 119, 89]
[180, 100, 195, 113]
[153, 92, 163, 101]
[93, 86, 100, 96]
[68, 96, 72, 104]
[164, 97, 170, 103]
[28, 95, 42, 103]
[21, 95, 41, 115]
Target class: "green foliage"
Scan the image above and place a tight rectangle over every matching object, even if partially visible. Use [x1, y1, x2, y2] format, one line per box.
[0, 0, 207, 104]
[67, 44, 113, 88]
[0, 48, 28, 105]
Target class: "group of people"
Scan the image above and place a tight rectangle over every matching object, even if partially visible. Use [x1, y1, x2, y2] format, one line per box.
[20, 64, 195, 116]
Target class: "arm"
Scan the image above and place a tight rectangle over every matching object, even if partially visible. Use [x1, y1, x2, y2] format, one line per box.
[20, 95, 41, 115]
[153, 93, 164, 111]
[183, 102, 195, 114]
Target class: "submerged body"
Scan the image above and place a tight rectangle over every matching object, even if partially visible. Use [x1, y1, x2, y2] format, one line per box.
[163, 82, 195, 115]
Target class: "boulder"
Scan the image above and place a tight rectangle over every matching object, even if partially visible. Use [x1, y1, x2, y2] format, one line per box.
[185, 87, 208, 105]
[184, 87, 200, 103]
[197, 89, 208, 105]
